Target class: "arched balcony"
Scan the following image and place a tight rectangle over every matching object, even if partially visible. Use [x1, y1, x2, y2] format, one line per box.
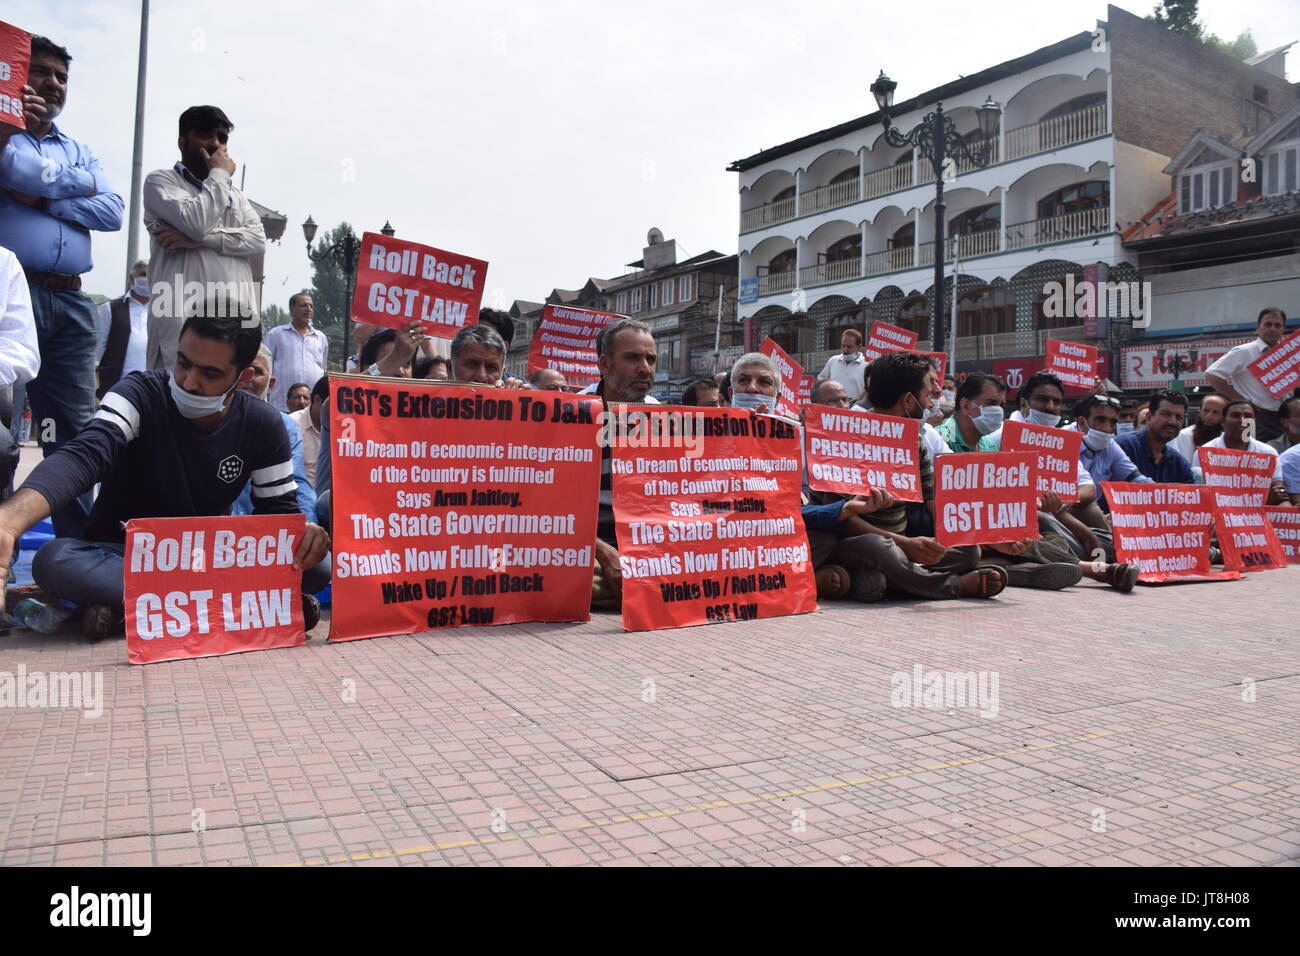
[798, 220, 863, 289]
[1003, 71, 1108, 160]
[801, 149, 862, 216]
[749, 234, 799, 297]
[1005, 163, 1110, 249]
[740, 169, 798, 233]
[863, 132, 916, 200]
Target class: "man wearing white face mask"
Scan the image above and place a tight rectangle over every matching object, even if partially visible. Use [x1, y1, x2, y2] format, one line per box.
[730, 353, 783, 416]
[1072, 393, 1152, 511]
[95, 259, 150, 398]
[936, 373, 1005, 453]
[0, 308, 330, 638]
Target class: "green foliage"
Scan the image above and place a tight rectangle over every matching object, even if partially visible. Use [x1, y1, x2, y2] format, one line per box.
[1149, 2, 1258, 60]
[261, 303, 290, 330]
[307, 222, 357, 370]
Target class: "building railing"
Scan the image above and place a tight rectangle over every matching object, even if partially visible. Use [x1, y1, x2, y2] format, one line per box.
[916, 136, 1000, 184]
[798, 256, 863, 288]
[738, 101, 1110, 235]
[863, 163, 914, 199]
[800, 177, 861, 216]
[757, 270, 797, 296]
[864, 246, 915, 276]
[740, 195, 796, 232]
[1005, 103, 1108, 160]
[1004, 206, 1110, 249]
[789, 325, 1092, 372]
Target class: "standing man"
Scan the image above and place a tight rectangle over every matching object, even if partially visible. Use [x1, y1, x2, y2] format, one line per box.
[264, 291, 328, 411]
[1115, 389, 1194, 484]
[95, 260, 150, 397]
[1267, 397, 1300, 454]
[1205, 307, 1291, 442]
[144, 105, 265, 372]
[817, 328, 868, 402]
[0, 36, 125, 536]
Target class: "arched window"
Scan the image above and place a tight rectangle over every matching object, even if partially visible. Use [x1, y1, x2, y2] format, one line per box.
[897, 296, 929, 338]
[893, 150, 913, 167]
[1040, 93, 1106, 123]
[1034, 290, 1081, 331]
[957, 287, 1014, 337]
[825, 307, 867, 351]
[772, 185, 796, 202]
[949, 203, 1001, 235]
[823, 234, 861, 262]
[829, 166, 859, 185]
[1037, 181, 1108, 220]
[889, 223, 915, 249]
[769, 320, 800, 356]
[766, 249, 796, 274]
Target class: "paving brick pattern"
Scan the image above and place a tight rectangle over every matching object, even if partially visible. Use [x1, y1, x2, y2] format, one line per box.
[2, 569, 1298, 866]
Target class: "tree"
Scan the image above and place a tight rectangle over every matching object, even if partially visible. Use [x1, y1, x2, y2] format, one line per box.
[307, 222, 357, 369]
[1149, 2, 1258, 60]
[262, 303, 289, 330]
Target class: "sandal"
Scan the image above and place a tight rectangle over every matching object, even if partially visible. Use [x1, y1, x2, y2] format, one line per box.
[965, 566, 1007, 598]
[815, 563, 851, 599]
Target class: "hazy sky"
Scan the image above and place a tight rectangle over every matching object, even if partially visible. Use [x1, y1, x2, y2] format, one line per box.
[8, 0, 1298, 308]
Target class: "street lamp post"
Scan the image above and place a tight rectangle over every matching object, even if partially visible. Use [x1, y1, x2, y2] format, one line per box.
[301, 217, 395, 368]
[870, 72, 1000, 359]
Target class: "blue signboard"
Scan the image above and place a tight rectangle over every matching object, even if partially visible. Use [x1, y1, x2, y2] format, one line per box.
[739, 277, 759, 304]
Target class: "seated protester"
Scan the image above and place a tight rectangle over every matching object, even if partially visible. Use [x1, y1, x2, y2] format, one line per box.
[805, 352, 1007, 600]
[1117, 399, 1140, 435]
[809, 378, 852, 409]
[976, 371, 1138, 591]
[528, 367, 567, 391]
[315, 321, 505, 513]
[936, 373, 1005, 454]
[1268, 396, 1300, 454]
[582, 319, 660, 608]
[1199, 400, 1287, 504]
[729, 352, 784, 416]
[358, 327, 413, 378]
[285, 382, 311, 413]
[413, 354, 450, 381]
[681, 378, 723, 407]
[1072, 393, 1153, 510]
[292, 376, 326, 486]
[1114, 389, 1194, 485]
[852, 363, 873, 412]
[1, 246, 41, 498]
[477, 309, 527, 388]
[713, 369, 732, 405]
[800, 489, 891, 599]
[1169, 393, 1225, 478]
[1280, 443, 1300, 505]
[0, 311, 329, 638]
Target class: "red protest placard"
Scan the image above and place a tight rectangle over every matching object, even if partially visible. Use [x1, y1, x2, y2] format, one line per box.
[611, 407, 817, 631]
[1102, 482, 1240, 582]
[1000, 419, 1084, 502]
[124, 515, 306, 665]
[798, 374, 814, 409]
[760, 337, 803, 420]
[526, 304, 622, 389]
[1246, 330, 1300, 399]
[923, 351, 947, 388]
[803, 407, 922, 501]
[350, 232, 488, 340]
[1198, 446, 1287, 572]
[933, 452, 1040, 547]
[1264, 508, 1300, 564]
[329, 376, 602, 641]
[863, 321, 918, 361]
[1045, 339, 1099, 392]
[0, 21, 31, 131]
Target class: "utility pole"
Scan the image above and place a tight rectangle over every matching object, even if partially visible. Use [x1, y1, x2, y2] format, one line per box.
[124, 0, 150, 275]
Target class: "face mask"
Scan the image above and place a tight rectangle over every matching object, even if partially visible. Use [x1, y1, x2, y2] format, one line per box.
[1023, 407, 1060, 428]
[731, 391, 771, 412]
[969, 404, 1004, 436]
[132, 276, 150, 297]
[169, 375, 238, 419]
[1117, 422, 1135, 434]
[1083, 428, 1115, 451]
[904, 393, 927, 421]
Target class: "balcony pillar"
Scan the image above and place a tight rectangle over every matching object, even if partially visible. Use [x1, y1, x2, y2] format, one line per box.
[860, 221, 868, 278]
[794, 168, 804, 217]
[999, 190, 1007, 252]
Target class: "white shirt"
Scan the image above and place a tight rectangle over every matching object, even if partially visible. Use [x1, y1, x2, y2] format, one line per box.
[95, 294, 150, 378]
[0, 246, 39, 388]
[1199, 434, 1282, 481]
[1205, 338, 1280, 411]
[986, 410, 1094, 492]
[819, 352, 868, 401]
[290, 406, 321, 484]
[578, 381, 661, 403]
[143, 164, 266, 369]
[265, 323, 329, 411]
[922, 422, 951, 460]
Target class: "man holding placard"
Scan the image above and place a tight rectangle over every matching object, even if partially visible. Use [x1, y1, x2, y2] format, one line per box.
[1199, 400, 1285, 503]
[1205, 307, 1291, 442]
[0, 311, 329, 639]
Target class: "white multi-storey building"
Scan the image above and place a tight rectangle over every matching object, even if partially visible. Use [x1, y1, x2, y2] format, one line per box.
[728, 4, 1297, 382]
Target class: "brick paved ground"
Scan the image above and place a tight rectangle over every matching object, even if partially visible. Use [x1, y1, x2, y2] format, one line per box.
[1, 566, 1297, 867]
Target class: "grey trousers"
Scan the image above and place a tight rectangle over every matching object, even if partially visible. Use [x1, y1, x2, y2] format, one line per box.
[808, 529, 981, 599]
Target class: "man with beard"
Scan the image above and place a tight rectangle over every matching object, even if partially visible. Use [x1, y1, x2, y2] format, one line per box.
[1116, 389, 1194, 484]
[1206, 307, 1292, 442]
[1169, 393, 1226, 479]
[0, 36, 125, 537]
[144, 105, 266, 371]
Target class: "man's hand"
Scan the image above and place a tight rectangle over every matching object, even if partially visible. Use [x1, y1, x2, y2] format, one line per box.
[843, 488, 893, 518]
[986, 538, 1032, 557]
[293, 523, 330, 571]
[22, 85, 47, 127]
[201, 144, 237, 176]
[0, 525, 18, 614]
[898, 535, 947, 566]
[152, 224, 201, 251]
[1038, 489, 1064, 514]
[593, 538, 622, 595]
[376, 320, 424, 376]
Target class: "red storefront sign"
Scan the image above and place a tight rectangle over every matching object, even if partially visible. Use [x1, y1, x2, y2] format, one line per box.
[1120, 337, 1251, 390]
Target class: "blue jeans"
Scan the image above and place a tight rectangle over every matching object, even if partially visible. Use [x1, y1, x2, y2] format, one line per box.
[25, 285, 98, 538]
[33, 539, 332, 607]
